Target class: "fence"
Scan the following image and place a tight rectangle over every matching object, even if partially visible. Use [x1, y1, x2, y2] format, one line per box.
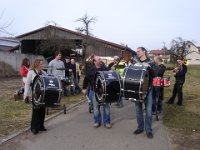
[0, 51, 47, 77]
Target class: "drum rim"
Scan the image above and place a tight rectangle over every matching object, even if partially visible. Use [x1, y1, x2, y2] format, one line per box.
[123, 65, 149, 101]
[32, 75, 62, 107]
[95, 70, 121, 104]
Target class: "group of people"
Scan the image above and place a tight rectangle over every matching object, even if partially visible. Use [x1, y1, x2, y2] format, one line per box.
[47, 51, 82, 96]
[19, 47, 187, 137]
[82, 47, 187, 139]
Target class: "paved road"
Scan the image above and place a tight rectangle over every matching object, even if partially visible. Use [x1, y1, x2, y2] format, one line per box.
[0, 101, 169, 150]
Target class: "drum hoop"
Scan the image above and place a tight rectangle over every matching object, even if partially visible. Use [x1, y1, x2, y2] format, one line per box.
[139, 71, 144, 100]
[102, 72, 107, 103]
[57, 77, 62, 104]
[33, 76, 44, 106]
[124, 65, 149, 100]
[122, 66, 129, 96]
[115, 71, 121, 97]
[41, 76, 46, 105]
[97, 74, 104, 103]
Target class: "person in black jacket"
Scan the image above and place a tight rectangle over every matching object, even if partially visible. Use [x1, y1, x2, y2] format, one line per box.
[82, 56, 112, 128]
[151, 56, 166, 113]
[167, 57, 187, 106]
[133, 47, 155, 139]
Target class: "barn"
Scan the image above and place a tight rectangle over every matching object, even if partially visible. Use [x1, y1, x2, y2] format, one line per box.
[16, 25, 135, 62]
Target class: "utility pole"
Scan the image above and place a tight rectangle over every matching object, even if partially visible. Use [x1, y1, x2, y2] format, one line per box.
[162, 42, 166, 63]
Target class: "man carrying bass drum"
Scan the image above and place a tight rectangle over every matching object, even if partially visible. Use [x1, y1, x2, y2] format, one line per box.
[82, 56, 112, 129]
[133, 47, 155, 139]
[24, 59, 47, 135]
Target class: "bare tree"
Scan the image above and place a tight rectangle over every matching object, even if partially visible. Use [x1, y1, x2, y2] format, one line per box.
[170, 37, 190, 58]
[0, 10, 14, 36]
[75, 13, 97, 36]
[75, 13, 97, 61]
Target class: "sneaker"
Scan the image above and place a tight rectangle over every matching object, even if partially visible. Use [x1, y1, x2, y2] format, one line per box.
[133, 129, 144, 134]
[146, 132, 153, 139]
[104, 124, 112, 129]
[93, 123, 100, 128]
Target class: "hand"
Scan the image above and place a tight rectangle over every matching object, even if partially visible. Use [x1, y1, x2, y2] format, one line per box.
[142, 62, 150, 67]
[24, 96, 28, 100]
[82, 89, 87, 95]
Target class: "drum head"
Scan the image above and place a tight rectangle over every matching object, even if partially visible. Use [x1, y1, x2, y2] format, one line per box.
[123, 64, 149, 101]
[94, 71, 121, 104]
[32, 75, 44, 107]
[32, 75, 62, 107]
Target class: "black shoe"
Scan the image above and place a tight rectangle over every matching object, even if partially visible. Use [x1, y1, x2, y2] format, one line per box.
[177, 103, 182, 106]
[147, 132, 153, 139]
[166, 100, 173, 104]
[134, 129, 144, 134]
[31, 129, 39, 134]
[39, 127, 47, 131]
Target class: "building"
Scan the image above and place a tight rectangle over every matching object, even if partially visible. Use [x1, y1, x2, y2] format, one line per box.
[185, 42, 200, 65]
[16, 25, 135, 61]
[149, 50, 172, 62]
[0, 38, 19, 52]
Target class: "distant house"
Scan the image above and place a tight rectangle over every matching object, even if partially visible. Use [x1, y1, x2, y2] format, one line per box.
[0, 38, 20, 52]
[185, 42, 200, 65]
[149, 50, 172, 62]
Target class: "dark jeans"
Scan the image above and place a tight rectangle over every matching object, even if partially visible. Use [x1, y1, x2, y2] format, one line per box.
[152, 87, 163, 112]
[168, 82, 184, 105]
[31, 107, 45, 130]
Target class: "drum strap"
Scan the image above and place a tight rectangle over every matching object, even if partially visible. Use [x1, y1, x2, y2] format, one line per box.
[34, 69, 42, 75]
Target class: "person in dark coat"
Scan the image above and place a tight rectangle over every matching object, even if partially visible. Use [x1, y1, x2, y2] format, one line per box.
[82, 56, 112, 128]
[167, 57, 187, 106]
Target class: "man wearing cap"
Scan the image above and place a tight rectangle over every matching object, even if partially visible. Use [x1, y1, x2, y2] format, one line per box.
[167, 57, 187, 106]
[108, 56, 120, 70]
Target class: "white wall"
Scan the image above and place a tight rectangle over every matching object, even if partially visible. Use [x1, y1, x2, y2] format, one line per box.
[186, 43, 200, 65]
[0, 51, 48, 72]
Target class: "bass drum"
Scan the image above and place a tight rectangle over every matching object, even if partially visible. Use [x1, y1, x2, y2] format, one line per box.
[122, 64, 149, 101]
[94, 71, 121, 104]
[32, 75, 62, 107]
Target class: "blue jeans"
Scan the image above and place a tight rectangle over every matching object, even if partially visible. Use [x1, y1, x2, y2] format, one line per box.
[135, 88, 153, 133]
[92, 94, 110, 125]
[74, 78, 81, 94]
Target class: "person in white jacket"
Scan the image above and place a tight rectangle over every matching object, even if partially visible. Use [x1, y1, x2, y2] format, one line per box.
[24, 58, 47, 135]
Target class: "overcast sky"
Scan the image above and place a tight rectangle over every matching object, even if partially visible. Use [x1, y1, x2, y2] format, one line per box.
[1, 0, 200, 50]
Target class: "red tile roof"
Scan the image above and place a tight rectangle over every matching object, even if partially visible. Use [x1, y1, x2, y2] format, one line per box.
[149, 50, 171, 55]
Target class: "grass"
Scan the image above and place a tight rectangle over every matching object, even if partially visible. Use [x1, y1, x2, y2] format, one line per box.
[0, 93, 85, 139]
[163, 65, 200, 130]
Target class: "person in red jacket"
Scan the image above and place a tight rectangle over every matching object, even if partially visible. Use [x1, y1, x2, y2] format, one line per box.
[20, 58, 30, 85]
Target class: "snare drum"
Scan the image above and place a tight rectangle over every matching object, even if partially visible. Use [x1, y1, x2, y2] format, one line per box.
[32, 75, 62, 107]
[152, 77, 162, 87]
[163, 78, 170, 87]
